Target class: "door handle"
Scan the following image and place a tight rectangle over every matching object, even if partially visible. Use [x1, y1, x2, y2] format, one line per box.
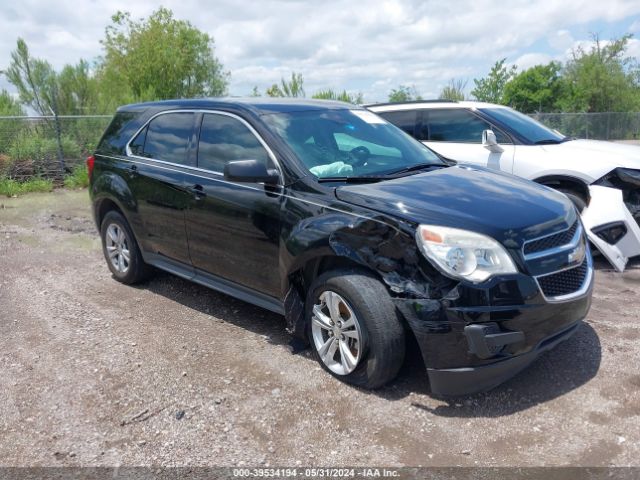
[191, 184, 206, 200]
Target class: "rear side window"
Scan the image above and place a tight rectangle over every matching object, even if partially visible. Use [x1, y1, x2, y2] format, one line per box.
[197, 114, 271, 172]
[377, 110, 417, 136]
[426, 109, 512, 144]
[139, 112, 195, 164]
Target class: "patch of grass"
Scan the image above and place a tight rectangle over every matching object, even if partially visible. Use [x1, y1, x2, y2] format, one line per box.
[64, 165, 89, 189]
[0, 177, 54, 197]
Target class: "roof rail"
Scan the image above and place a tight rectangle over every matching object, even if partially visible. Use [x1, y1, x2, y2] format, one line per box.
[363, 99, 458, 108]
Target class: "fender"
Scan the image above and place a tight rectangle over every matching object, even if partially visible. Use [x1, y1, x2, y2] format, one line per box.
[279, 202, 455, 339]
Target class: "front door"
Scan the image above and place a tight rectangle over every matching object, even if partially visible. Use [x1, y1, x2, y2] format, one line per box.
[422, 108, 516, 173]
[184, 112, 282, 297]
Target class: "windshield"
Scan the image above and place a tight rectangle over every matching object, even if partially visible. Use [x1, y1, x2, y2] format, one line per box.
[480, 107, 566, 144]
[262, 109, 444, 179]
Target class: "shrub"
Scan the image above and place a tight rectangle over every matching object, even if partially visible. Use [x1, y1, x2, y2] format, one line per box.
[0, 177, 53, 196]
[64, 165, 89, 188]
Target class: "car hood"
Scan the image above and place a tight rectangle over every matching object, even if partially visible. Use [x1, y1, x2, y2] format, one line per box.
[545, 139, 640, 170]
[335, 165, 576, 247]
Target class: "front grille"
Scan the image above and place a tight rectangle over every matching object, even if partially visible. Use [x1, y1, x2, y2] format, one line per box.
[537, 260, 589, 298]
[524, 221, 578, 255]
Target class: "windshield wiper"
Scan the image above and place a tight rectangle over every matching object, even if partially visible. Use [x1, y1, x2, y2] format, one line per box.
[385, 163, 446, 175]
[533, 139, 563, 145]
[317, 175, 388, 183]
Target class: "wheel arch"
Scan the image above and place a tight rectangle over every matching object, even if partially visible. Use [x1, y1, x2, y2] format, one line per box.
[533, 174, 591, 204]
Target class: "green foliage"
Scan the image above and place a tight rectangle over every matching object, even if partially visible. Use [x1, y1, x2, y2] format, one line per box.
[250, 86, 261, 97]
[471, 58, 517, 103]
[0, 91, 25, 154]
[266, 72, 305, 97]
[559, 34, 640, 112]
[503, 62, 567, 113]
[439, 79, 467, 101]
[8, 133, 81, 162]
[312, 88, 364, 104]
[5, 38, 59, 116]
[0, 177, 53, 197]
[388, 85, 422, 102]
[64, 165, 89, 188]
[0, 90, 24, 116]
[101, 7, 228, 101]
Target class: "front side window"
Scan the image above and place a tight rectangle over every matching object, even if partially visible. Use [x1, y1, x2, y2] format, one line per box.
[262, 109, 443, 179]
[426, 109, 492, 143]
[138, 112, 195, 164]
[197, 114, 271, 172]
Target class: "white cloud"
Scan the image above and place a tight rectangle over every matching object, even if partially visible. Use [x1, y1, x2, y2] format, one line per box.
[1, 0, 640, 103]
[548, 30, 574, 51]
[512, 53, 555, 70]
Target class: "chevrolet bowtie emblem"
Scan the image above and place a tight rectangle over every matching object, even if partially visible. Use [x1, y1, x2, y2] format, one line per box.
[568, 240, 586, 264]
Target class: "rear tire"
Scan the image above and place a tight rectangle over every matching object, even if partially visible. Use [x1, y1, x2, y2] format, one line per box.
[100, 210, 153, 284]
[306, 268, 405, 389]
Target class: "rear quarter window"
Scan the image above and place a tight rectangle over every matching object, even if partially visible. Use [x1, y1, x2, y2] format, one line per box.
[96, 112, 142, 155]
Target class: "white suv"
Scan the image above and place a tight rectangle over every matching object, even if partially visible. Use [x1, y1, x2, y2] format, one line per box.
[368, 100, 640, 271]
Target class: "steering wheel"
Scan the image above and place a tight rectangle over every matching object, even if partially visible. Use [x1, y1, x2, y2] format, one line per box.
[349, 146, 371, 167]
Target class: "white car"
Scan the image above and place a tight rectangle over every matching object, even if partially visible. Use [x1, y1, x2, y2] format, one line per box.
[368, 101, 640, 271]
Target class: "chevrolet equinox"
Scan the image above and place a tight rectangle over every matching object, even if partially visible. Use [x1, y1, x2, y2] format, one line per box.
[88, 99, 593, 395]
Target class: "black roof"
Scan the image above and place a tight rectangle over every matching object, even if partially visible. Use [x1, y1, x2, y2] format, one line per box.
[118, 97, 359, 115]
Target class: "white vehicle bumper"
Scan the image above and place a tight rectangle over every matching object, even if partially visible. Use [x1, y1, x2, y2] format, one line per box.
[581, 185, 640, 271]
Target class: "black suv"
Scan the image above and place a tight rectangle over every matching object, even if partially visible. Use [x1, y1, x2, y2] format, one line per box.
[89, 99, 593, 395]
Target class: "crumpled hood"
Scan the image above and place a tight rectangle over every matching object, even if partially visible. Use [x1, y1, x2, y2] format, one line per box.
[547, 139, 640, 171]
[335, 165, 576, 247]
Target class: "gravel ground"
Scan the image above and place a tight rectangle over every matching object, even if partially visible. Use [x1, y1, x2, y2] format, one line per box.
[0, 189, 639, 468]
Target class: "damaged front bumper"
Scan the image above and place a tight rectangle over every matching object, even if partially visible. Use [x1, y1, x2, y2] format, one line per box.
[394, 253, 593, 396]
[582, 185, 640, 271]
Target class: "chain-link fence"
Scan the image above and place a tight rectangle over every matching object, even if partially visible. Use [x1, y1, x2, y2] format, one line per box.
[0, 115, 112, 182]
[1, 112, 639, 182]
[531, 112, 640, 141]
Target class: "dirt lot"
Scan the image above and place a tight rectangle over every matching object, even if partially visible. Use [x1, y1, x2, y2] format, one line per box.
[0, 189, 639, 467]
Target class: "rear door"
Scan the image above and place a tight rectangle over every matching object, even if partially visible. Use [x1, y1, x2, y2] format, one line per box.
[183, 112, 282, 297]
[126, 111, 196, 266]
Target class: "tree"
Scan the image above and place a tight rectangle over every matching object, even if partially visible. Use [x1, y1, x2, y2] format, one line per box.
[250, 86, 261, 97]
[439, 79, 467, 101]
[5, 38, 59, 116]
[312, 88, 363, 104]
[502, 62, 567, 113]
[388, 85, 422, 102]
[471, 59, 517, 104]
[57, 60, 99, 114]
[266, 72, 305, 97]
[101, 7, 228, 100]
[559, 34, 640, 112]
[5, 38, 65, 172]
[0, 90, 24, 116]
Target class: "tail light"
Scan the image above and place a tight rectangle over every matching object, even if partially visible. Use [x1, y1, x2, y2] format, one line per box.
[86, 155, 95, 180]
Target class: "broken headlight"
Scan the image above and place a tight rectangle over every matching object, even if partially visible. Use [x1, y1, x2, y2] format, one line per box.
[415, 225, 517, 283]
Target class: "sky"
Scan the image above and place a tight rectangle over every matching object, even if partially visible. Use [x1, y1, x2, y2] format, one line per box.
[1, 0, 640, 104]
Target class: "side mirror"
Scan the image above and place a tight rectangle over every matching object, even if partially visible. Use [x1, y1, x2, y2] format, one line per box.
[482, 129, 504, 153]
[224, 160, 280, 184]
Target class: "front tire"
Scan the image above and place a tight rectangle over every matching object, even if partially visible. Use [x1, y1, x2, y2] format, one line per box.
[100, 211, 152, 284]
[558, 188, 587, 213]
[306, 269, 405, 389]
